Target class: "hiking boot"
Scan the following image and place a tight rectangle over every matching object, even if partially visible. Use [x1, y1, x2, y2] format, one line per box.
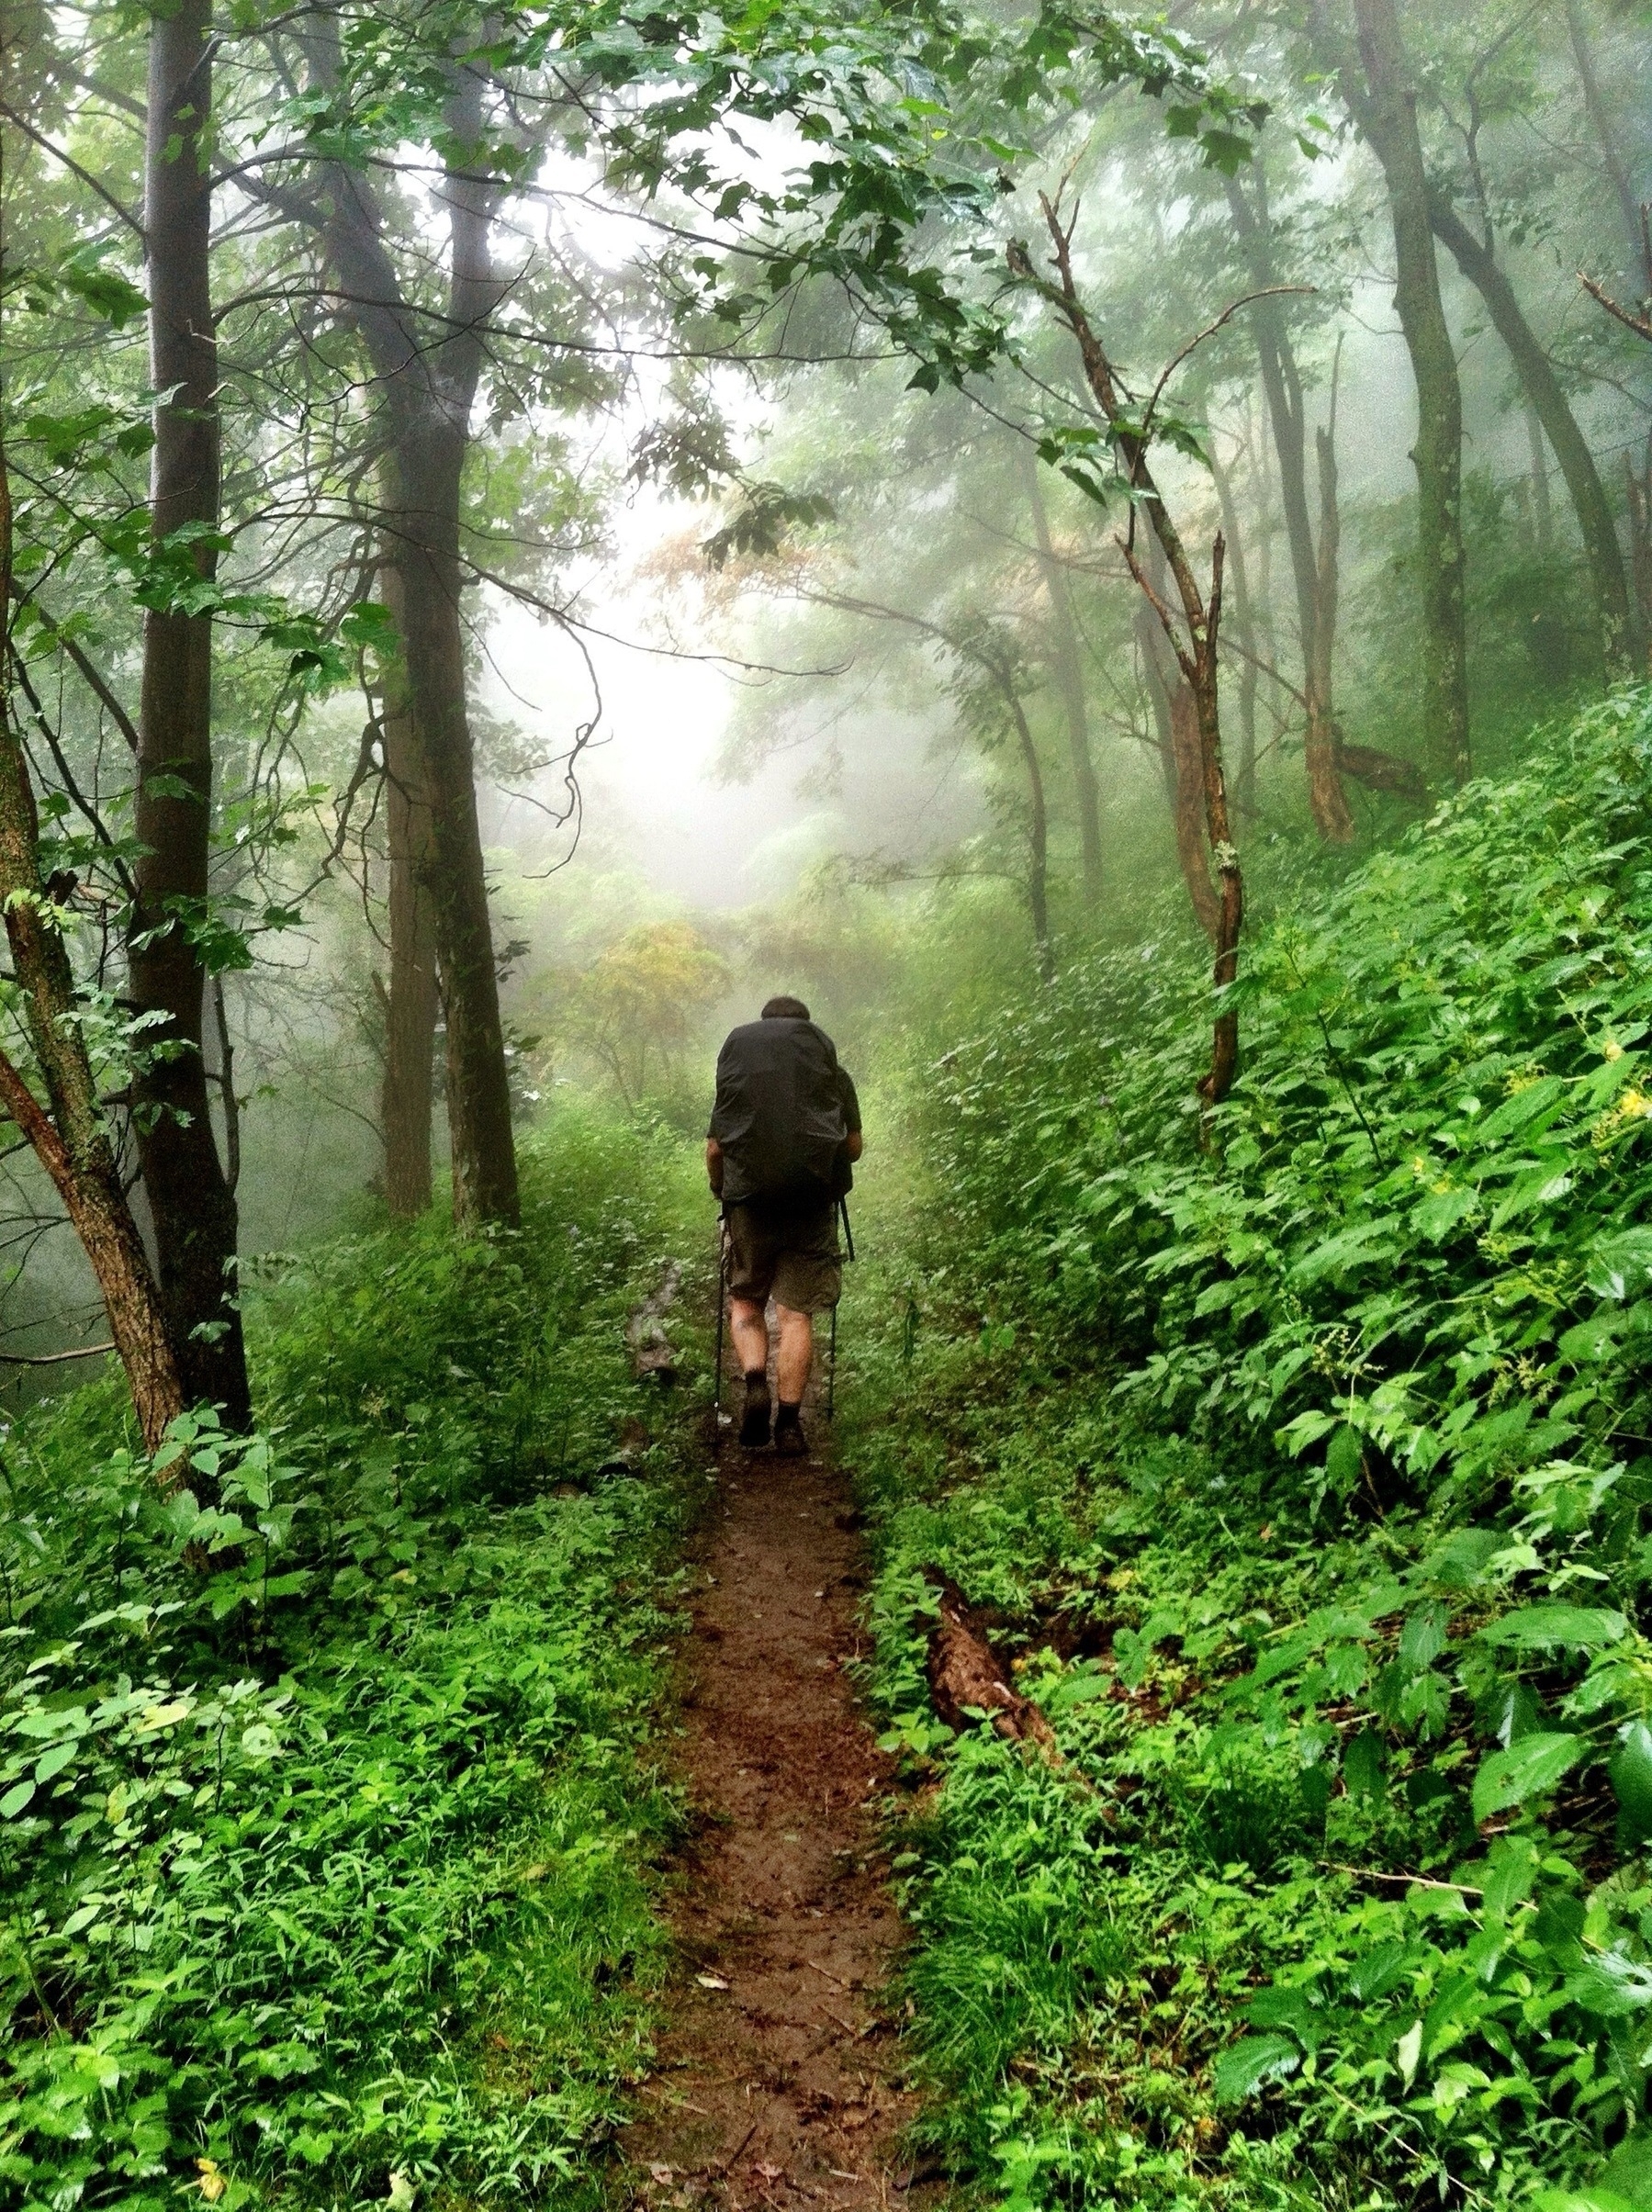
[773, 1409, 809, 1458]
[738, 1377, 771, 1449]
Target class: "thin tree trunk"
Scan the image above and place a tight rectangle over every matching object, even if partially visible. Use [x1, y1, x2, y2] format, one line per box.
[1345, 0, 1471, 785]
[1429, 191, 1638, 676]
[1170, 685, 1221, 941]
[376, 556, 439, 1217]
[1566, 0, 1652, 299]
[1021, 449, 1103, 908]
[0, 450, 185, 1457]
[1309, 413, 1355, 842]
[1208, 447, 1259, 823]
[131, 0, 252, 1422]
[1627, 442, 1652, 677]
[1226, 170, 1354, 835]
[1527, 407, 1553, 557]
[388, 433, 518, 1227]
[1005, 691, 1054, 982]
[1013, 206, 1242, 1104]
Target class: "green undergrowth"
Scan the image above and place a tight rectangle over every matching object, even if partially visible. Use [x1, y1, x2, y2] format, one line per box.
[0, 1104, 707, 2212]
[840, 691, 1652, 2212]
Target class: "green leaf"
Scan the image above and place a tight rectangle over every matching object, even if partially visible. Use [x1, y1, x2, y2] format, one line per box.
[1479, 1605, 1627, 1652]
[1212, 2032, 1299, 2102]
[0, 1779, 36, 1819]
[1612, 1723, 1652, 1842]
[1589, 1228, 1652, 1302]
[1534, 2193, 1636, 2212]
[33, 1740, 77, 1783]
[1325, 1424, 1363, 1489]
[1567, 1950, 1652, 2016]
[1343, 1729, 1385, 1799]
[1598, 2127, 1652, 2212]
[1470, 1732, 1584, 1823]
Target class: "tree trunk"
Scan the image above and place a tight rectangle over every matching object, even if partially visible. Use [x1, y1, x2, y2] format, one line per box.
[1012, 208, 1242, 1105]
[1527, 407, 1553, 557]
[1348, 0, 1471, 785]
[387, 432, 519, 1228]
[1005, 691, 1054, 981]
[1566, 0, 1652, 300]
[1225, 171, 1354, 835]
[1170, 684, 1221, 941]
[1021, 450, 1103, 907]
[1429, 191, 1639, 677]
[1208, 446, 1259, 821]
[1627, 442, 1652, 677]
[0, 445, 185, 1458]
[130, 0, 252, 1423]
[1308, 420, 1355, 842]
[376, 556, 440, 1217]
[309, 51, 520, 1229]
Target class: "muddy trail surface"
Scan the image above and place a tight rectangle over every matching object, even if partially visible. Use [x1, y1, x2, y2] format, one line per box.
[622, 1439, 933, 2212]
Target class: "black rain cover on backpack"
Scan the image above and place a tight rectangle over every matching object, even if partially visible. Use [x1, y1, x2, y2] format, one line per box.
[708, 1017, 852, 1206]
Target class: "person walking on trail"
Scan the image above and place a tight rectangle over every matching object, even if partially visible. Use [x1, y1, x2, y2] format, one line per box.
[706, 994, 862, 1455]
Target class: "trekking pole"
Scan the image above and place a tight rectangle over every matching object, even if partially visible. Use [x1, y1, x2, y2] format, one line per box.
[826, 1196, 853, 1424]
[712, 1218, 727, 1429]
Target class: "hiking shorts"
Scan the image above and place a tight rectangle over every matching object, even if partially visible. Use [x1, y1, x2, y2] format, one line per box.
[724, 1197, 842, 1315]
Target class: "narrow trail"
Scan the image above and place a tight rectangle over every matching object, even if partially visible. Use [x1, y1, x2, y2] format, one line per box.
[621, 1437, 932, 2212]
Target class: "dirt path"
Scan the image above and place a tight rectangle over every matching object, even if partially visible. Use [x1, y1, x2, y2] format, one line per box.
[621, 1440, 927, 2212]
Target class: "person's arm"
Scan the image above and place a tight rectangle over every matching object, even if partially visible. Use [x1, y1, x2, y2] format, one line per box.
[846, 1129, 863, 1162]
[705, 1136, 725, 1195]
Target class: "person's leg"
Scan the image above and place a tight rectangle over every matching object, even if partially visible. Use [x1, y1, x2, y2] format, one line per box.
[774, 1304, 815, 1404]
[772, 1305, 816, 1454]
[729, 1297, 770, 1377]
[728, 1296, 772, 1446]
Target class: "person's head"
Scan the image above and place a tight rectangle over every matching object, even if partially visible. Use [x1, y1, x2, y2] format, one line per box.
[760, 994, 810, 1021]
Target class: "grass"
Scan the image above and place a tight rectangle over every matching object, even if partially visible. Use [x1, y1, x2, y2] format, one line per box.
[0, 1102, 713, 2212]
[834, 689, 1652, 2212]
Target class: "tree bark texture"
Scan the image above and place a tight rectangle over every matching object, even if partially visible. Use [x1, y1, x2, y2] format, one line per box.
[131, 0, 252, 1423]
[1013, 205, 1242, 1105]
[1022, 450, 1103, 908]
[1170, 684, 1221, 942]
[1348, 0, 1472, 785]
[1309, 421, 1355, 842]
[1428, 192, 1638, 677]
[0, 448, 185, 1456]
[312, 65, 520, 1229]
[1006, 691, 1054, 981]
[376, 557, 440, 1217]
[1208, 447, 1259, 817]
[1225, 172, 1353, 837]
[1566, 0, 1652, 300]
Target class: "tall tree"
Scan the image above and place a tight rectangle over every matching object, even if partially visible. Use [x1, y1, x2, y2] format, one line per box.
[1021, 448, 1104, 908]
[1223, 169, 1352, 838]
[0, 427, 185, 1454]
[1565, 0, 1652, 302]
[131, 0, 252, 1420]
[375, 555, 440, 1218]
[1326, 0, 1471, 784]
[1427, 192, 1637, 677]
[293, 30, 521, 1228]
[1012, 196, 1244, 1105]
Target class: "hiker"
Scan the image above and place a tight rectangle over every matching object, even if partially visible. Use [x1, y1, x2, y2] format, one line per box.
[706, 994, 862, 1454]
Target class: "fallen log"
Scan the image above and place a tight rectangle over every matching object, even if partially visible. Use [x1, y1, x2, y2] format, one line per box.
[924, 1575, 1056, 1750]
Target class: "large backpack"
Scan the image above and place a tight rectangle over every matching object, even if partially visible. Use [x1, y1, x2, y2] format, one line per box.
[711, 1017, 850, 1206]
